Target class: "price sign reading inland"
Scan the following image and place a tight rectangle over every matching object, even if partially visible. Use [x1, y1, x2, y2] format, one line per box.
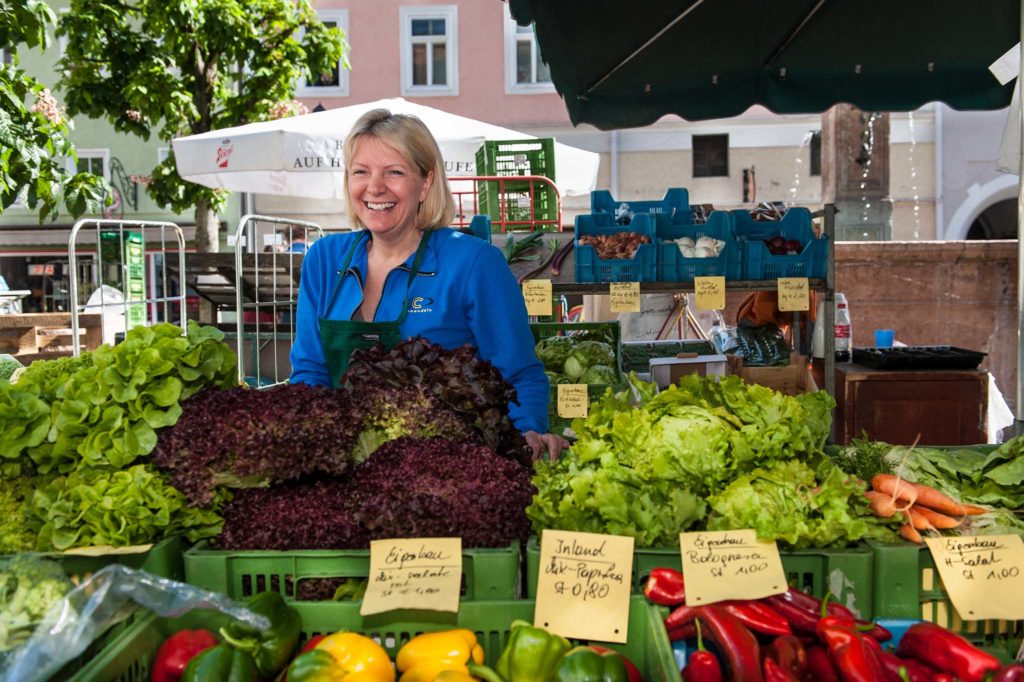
[679, 529, 788, 605]
[777, 278, 810, 312]
[534, 530, 634, 643]
[925, 535, 1024, 621]
[522, 279, 553, 317]
[694, 276, 726, 310]
[609, 282, 641, 312]
[360, 538, 462, 616]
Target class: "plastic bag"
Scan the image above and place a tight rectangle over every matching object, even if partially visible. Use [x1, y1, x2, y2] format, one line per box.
[615, 202, 633, 225]
[0, 555, 74, 657]
[0, 564, 269, 682]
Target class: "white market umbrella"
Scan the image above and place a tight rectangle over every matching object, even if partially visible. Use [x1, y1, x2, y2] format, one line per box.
[172, 97, 599, 200]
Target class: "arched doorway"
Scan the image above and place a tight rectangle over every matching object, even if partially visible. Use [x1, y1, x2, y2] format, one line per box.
[966, 198, 1017, 239]
[944, 174, 1018, 240]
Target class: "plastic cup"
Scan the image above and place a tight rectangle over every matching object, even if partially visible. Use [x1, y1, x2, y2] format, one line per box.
[874, 329, 896, 348]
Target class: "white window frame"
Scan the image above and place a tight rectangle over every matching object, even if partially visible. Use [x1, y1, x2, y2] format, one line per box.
[503, 6, 554, 95]
[70, 149, 111, 180]
[297, 9, 349, 97]
[399, 5, 458, 97]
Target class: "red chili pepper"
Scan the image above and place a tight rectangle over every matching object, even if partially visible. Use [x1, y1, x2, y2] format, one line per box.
[767, 635, 807, 678]
[644, 567, 686, 606]
[816, 621, 885, 682]
[782, 589, 884, 635]
[667, 622, 696, 642]
[719, 601, 792, 637]
[693, 606, 763, 682]
[152, 629, 218, 682]
[895, 622, 1002, 682]
[805, 646, 841, 682]
[682, 620, 723, 682]
[873, 649, 938, 682]
[995, 664, 1024, 682]
[762, 595, 820, 634]
[665, 603, 698, 631]
[764, 657, 799, 682]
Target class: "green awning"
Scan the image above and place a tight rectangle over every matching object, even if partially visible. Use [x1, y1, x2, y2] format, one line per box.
[509, 0, 1018, 129]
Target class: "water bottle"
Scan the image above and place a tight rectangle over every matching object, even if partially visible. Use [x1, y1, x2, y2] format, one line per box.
[835, 292, 852, 362]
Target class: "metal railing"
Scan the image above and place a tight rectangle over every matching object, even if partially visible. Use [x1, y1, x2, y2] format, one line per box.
[449, 175, 563, 233]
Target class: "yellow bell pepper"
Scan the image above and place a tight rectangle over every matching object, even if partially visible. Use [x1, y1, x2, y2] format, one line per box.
[395, 630, 485, 682]
[310, 632, 395, 682]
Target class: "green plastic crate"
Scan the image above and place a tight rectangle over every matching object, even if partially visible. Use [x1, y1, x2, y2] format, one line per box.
[70, 596, 677, 682]
[478, 181, 559, 229]
[477, 139, 556, 181]
[870, 540, 1023, 657]
[54, 536, 185, 583]
[184, 542, 521, 601]
[525, 537, 875, 619]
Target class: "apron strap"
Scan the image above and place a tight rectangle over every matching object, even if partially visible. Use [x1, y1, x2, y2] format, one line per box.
[324, 232, 366, 313]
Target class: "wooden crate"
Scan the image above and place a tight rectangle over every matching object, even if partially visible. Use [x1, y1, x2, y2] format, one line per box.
[726, 352, 818, 395]
[0, 313, 102, 361]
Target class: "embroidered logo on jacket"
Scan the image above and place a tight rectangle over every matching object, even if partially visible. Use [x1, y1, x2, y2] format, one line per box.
[409, 297, 434, 314]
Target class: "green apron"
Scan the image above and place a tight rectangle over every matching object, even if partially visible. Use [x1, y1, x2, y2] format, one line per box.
[318, 231, 431, 386]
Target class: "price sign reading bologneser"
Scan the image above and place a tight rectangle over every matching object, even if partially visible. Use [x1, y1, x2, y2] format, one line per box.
[777, 278, 810, 312]
[926, 535, 1024, 621]
[694, 276, 726, 310]
[679, 529, 787, 605]
[609, 282, 641, 312]
[522, 280, 553, 317]
[360, 538, 462, 616]
[534, 530, 633, 643]
[557, 384, 588, 419]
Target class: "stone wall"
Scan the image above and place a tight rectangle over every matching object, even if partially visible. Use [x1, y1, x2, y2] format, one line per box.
[835, 240, 1018, 410]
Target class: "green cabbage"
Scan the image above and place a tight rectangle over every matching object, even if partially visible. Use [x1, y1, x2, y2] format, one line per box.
[563, 354, 585, 380]
[580, 364, 619, 385]
[572, 340, 616, 368]
[534, 336, 575, 370]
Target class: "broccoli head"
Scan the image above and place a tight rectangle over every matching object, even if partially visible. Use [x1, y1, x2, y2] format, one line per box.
[0, 554, 73, 652]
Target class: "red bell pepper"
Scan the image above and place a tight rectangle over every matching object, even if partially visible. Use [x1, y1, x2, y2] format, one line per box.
[667, 622, 696, 642]
[767, 635, 806, 678]
[719, 601, 792, 637]
[995, 664, 1024, 681]
[764, 657, 799, 682]
[152, 629, 218, 682]
[665, 603, 698, 631]
[894, 622, 1001, 682]
[762, 595, 821, 634]
[644, 568, 686, 606]
[804, 646, 841, 682]
[873, 649, 937, 682]
[815, 620, 885, 682]
[682, 620, 722, 682]
[779, 589, 889, 639]
[693, 606, 763, 682]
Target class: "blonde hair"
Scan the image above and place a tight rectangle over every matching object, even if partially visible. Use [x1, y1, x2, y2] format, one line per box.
[343, 109, 456, 230]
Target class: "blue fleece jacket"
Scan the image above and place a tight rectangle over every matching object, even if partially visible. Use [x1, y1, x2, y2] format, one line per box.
[289, 228, 549, 433]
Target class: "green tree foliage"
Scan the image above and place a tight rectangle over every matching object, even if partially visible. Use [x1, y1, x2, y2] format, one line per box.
[58, 0, 346, 250]
[0, 0, 107, 221]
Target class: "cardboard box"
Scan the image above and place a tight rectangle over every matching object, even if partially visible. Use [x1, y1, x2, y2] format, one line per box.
[726, 352, 818, 395]
[649, 353, 728, 389]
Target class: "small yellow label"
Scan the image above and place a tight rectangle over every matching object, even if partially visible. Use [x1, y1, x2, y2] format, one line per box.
[694, 276, 726, 310]
[62, 544, 154, 556]
[534, 530, 634, 643]
[609, 282, 641, 312]
[925, 535, 1024, 621]
[777, 278, 810, 312]
[557, 384, 588, 418]
[360, 538, 462, 615]
[679, 529, 788, 605]
[522, 279, 553, 317]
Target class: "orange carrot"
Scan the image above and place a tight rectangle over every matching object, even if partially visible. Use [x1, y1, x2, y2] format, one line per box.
[911, 505, 963, 529]
[865, 491, 897, 517]
[908, 481, 972, 517]
[872, 474, 918, 506]
[905, 507, 932, 530]
[899, 523, 923, 544]
[961, 503, 990, 516]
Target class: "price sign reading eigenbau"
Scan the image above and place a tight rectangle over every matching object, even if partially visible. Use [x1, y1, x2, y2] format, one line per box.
[609, 282, 641, 312]
[360, 538, 462, 616]
[522, 279, 553, 317]
[533, 530, 634, 643]
[679, 529, 787, 605]
[925, 535, 1024, 621]
[557, 384, 588, 419]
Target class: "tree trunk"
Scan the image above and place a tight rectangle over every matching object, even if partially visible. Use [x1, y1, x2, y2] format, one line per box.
[194, 199, 220, 253]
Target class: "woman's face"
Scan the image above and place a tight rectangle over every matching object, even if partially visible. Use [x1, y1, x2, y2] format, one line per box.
[348, 136, 433, 239]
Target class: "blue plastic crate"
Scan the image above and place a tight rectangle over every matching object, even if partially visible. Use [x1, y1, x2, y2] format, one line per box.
[591, 189, 691, 222]
[655, 211, 741, 282]
[575, 212, 657, 283]
[466, 215, 492, 243]
[733, 208, 827, 279]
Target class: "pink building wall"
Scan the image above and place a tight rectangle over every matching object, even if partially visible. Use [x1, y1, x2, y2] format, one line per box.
[309, 0, 572, 128]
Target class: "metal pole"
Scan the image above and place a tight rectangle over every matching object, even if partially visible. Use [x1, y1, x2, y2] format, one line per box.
[1016, 0, 1024, 431]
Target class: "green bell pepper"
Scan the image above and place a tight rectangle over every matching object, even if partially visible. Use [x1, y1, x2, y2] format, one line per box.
[181, 644, 258, 682]
[219, 591, 301, 678]
[286, 649, 348, 682]
[469, 620, 571, 682]
[554, 647, 629, 682]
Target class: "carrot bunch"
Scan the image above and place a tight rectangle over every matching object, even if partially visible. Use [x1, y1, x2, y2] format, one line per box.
[867, 474, 989, 543]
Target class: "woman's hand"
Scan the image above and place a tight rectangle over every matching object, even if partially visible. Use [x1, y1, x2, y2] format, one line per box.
[524, 431, 570, 461]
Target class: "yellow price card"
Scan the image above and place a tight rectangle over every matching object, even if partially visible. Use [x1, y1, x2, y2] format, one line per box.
[694, 276, 726, 310]
[777, 278, 810, 312]
[679, 529, 788, 605]
[609, 282, 641, 312]
[557, 384, 588, 419]
[522, 279, 553, 317]
[925, 535, 1024, 621]
[534, 530, 634, 643]
[360, 538, 462, 615]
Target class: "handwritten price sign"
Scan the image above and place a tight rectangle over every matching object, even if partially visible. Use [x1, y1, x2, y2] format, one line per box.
[557, 384, 588, 419]
[777, 278, 810, 312]
[522, 280, 553, 317]
[679, 529, 787, 605]
[360, 538, 462, 615]
[926, 535, 1024, 620]
[694, 276, 725, 310]
[609, 282, 641, 312]
[534, 530, 634, 642]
